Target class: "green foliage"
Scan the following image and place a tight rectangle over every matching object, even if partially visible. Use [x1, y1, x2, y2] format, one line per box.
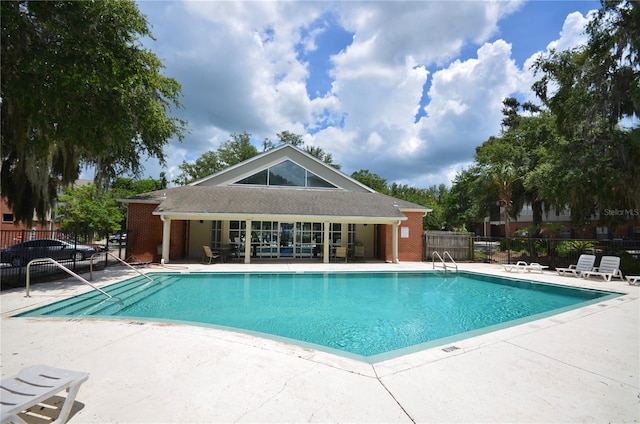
[303, 146, 341, 170]
[440, 167, 488, 230]
[110, 176, 167, 198]
[109, 176, 167, 227]
[173, 151, 222, 186]
[555, 241, 573, 258]
[554, 240, 595, 258]
[499, 238, 527, 252]
[531, 0, 639, 220]
[218, 132, 259, 168]
[1, 0, 186, 224]
[351, 170, 388, 192]
[570, 240, 595, 253]
[54, 184, 122, 232]
[277, 131, 304, 146]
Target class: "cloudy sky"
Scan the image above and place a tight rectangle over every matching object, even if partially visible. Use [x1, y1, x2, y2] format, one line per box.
[131, 0, 600, 189]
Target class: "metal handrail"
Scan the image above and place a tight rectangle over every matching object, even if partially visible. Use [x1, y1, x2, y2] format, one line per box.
[442, 251, 458, 271]
[26, 258, 112, 298]
[90, 251, 153, 282]
[432, 251, 458, 272]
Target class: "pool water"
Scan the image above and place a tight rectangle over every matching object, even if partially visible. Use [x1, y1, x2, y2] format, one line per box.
[17, 271, 618, 361]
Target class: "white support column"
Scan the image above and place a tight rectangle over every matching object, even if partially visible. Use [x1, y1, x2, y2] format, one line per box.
[161, 216, 171, 264]
[323, 222, 330, 263]
[392, 220, 399, 264]
[244, 219, 252, 264]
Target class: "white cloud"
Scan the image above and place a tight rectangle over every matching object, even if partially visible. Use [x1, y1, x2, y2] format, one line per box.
[132, 1, 595, 189]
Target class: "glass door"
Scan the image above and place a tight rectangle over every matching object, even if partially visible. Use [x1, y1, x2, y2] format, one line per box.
[279, 222, 295, 257]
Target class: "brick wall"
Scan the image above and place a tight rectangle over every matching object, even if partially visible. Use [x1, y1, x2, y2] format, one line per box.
[398, 211, 424, 262]
[127, 204, 186, 263]
[0, 197, 55, 232]
[127, 204, 162, 263]
[378, 212, 424, 262]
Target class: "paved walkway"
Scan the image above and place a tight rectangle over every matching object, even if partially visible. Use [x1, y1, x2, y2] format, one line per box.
[1, 262, 638, 423]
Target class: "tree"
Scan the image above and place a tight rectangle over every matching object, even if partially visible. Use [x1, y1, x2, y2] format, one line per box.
[218, 132, 259, 168]
[532, 0, 639, 217]
[303, 146, 341, 170]
[475, 99, 562, 235]
[277, 131, 304, 146]
[173, 151, 221, 186]
[1, 0, 186, 225]
[275, 130, 342, 169]
[110, 176, 167, 197]
[351, 169, 388, 192]
[54, 184, 122, 233]
[481, 164, 520, 237]
[441, 168, 488, 231]
[172, 133, 258, 185]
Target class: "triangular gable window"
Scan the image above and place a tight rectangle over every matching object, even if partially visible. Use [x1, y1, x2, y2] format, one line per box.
[236, 160, 336, 188]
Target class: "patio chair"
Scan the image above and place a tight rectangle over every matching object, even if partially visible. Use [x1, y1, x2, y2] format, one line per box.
[202, 245, 220, 264]
[581, 256, 624, 282]
[1, 365, 89, 424]
[334, 246, 347, 263]
[353, 245, 365, 262]
[503, 261, 529, 273]
[503, 261, 547, 273]
[556, 254, 596, 277]
[626, 276, 640, 286]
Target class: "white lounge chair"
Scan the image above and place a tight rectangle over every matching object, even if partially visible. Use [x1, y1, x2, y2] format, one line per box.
[581, 256, 624, 282]
[556, 254, 596, 277]
[625, 275, 640, 286]
[503, 261, 547, 273]
[1, 365, 89, 424]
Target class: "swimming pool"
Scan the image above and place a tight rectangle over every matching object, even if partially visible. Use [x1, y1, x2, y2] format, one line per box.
[17, 271, 619, 361]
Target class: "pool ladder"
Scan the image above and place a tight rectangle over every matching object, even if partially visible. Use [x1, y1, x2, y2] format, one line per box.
[26, 257, 112, 298]
[432, 251, 458, 272]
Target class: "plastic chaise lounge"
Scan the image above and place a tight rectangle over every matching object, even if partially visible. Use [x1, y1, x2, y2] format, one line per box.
[625, 275, 640, 286]
[556, 254, 596, 277]
[503, 261, 547, 273]
[1, 365, 89, 424]
[581, 256, 624, 282]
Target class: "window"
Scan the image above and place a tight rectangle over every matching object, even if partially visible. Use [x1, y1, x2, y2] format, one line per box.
[251, 221, 278, 258]
[2, 213, 14, 223]
[210, 220, 222, 249]
[329, 223, 342, 245]
[236, 160, 337, 188]
[347, 224, 356, 246]
[229, 221, 246, 245]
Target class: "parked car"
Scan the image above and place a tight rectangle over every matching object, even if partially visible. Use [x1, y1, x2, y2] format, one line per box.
[109, 233, 127, 244]
[0, 238, 98, 267]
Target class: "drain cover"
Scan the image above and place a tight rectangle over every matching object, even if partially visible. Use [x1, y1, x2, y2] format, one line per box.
[442, 345, 460, 352]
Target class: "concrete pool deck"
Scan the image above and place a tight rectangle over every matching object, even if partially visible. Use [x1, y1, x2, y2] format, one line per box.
[1, 261, 638, 423]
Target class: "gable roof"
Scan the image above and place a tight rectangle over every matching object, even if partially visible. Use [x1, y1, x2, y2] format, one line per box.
[190, 144, 375, 193]
[122, 185, 429, 223]
[121, 143, 431, 223]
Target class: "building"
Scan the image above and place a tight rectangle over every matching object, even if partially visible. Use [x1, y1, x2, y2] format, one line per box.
[1, 179, 94, 233]
[1, 197, 55, 232]
[121, 144, 431, 264]
[476, 203, 640, 240]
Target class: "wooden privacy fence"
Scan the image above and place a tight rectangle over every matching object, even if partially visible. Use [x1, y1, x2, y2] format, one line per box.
[424, 231, 473, 261]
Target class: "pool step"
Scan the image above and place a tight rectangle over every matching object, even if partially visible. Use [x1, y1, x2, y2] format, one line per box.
[22, 274, 179, 317]
[21, 276, 152, 316]
[83, 275, 179, 316]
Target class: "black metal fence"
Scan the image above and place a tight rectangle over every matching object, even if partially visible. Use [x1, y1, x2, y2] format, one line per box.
[473, 236, 640, 275]
[0, 229, 128, 290]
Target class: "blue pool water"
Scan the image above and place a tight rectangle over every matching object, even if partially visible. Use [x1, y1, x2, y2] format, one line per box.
[17, 271, 618, 360]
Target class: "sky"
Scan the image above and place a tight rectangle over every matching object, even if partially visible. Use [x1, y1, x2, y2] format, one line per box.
[128, 0, 601, 189]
